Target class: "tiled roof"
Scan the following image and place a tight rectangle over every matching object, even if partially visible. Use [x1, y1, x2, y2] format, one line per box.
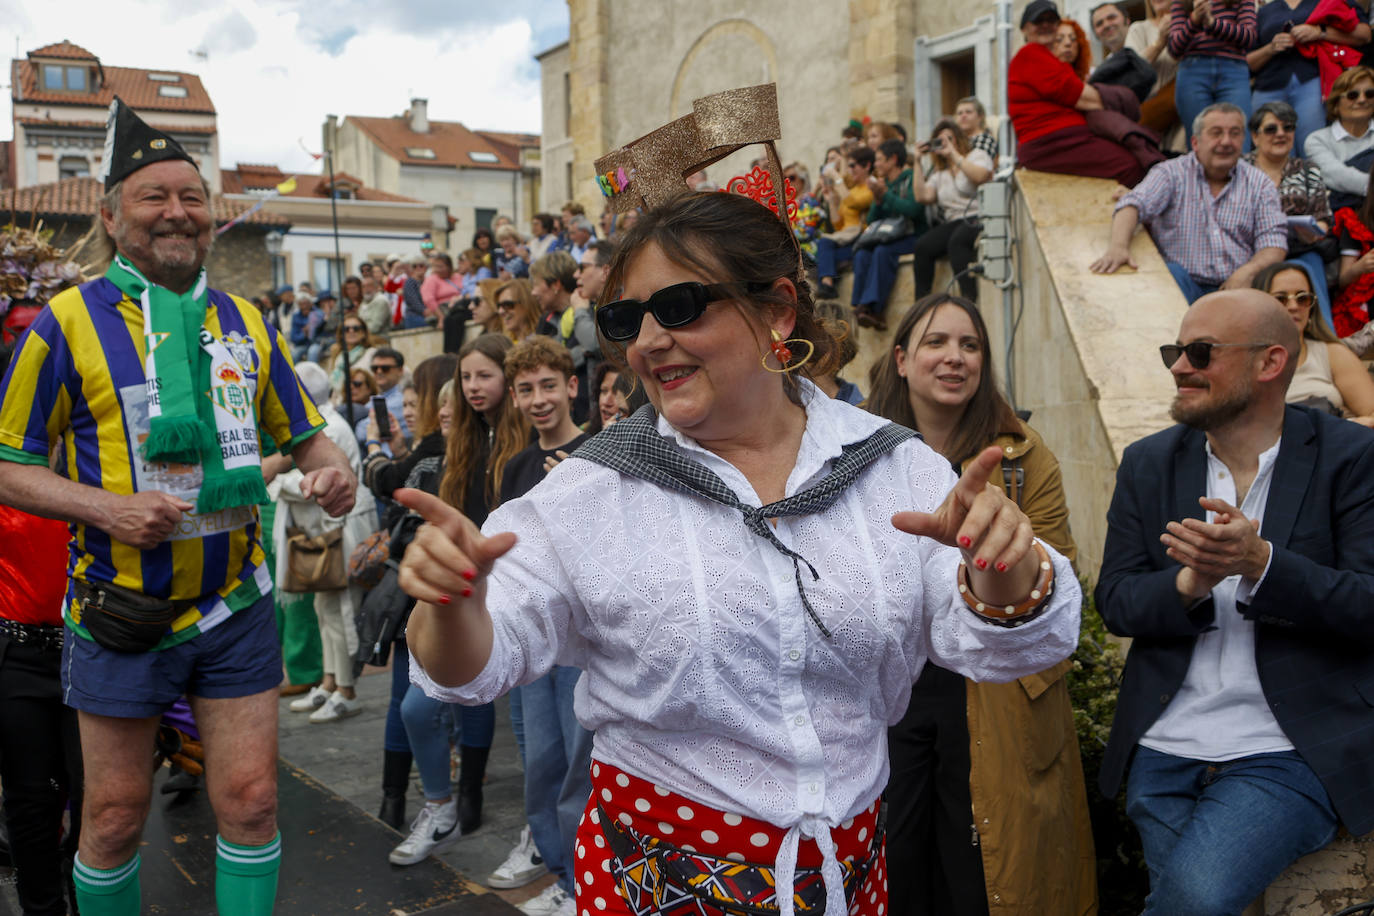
[16, 116, 217, 136]
[221, 164, 423, 203]
[475, 129, 541, 165]
[28, 41, 98, 61]
[0, 177, 289, 228]
[344, 114, 527, 170]
[14, 57, 215, 114]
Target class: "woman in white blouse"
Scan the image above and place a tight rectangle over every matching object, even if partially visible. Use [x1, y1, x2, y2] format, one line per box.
[395, 191, 1081, 916]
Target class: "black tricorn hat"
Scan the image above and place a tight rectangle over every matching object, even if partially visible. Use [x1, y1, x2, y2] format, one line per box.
[98, 97, 198, 190]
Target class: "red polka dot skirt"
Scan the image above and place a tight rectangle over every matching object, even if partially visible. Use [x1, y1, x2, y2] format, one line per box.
[573, 759, 889, 916]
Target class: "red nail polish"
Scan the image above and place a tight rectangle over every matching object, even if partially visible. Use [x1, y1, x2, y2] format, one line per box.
[958, 536, 971, 548]
[995, 561, 1007, 573]
[975, 558, 988, 570]
[437, 594, 451, 606]
[461, 569, 477, 581]
[461, 586, 473, 598]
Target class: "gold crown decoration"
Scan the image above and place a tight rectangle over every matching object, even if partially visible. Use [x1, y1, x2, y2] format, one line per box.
[594, 83, 789, 231]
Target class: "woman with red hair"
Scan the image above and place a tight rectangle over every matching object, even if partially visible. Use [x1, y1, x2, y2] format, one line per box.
[1053, 19, 1093, 79]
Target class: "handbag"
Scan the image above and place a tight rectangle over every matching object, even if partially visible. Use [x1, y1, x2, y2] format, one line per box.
[352, 563, 413, 677]
[852, 215, 915, 251]
[283, 526, 347, 593]
[348, 528, 392, 590]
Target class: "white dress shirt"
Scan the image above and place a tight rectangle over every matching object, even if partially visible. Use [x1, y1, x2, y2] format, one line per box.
[1141, 438, 1293, 760]
[412, 385, 1081, 914]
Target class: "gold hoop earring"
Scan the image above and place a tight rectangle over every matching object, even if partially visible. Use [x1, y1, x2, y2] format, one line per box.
[762, 328, 815, 374]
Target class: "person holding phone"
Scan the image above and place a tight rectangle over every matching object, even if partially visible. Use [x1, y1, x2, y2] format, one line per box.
[910, 120, 994, 302]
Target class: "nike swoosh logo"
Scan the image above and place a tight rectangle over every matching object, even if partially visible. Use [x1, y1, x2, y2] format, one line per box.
[432, 824, 456, 841]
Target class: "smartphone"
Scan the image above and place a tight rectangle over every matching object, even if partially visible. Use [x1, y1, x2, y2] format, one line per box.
[372, 395, 391, 440]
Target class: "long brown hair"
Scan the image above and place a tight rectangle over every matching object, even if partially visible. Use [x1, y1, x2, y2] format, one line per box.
[1252, 260, 1340, 343]
[866, 294, 1020, 465]
[439, 333, 529, 508]
[599, 191, 843, 405]
[929, 117, 972, 170]
[411, 353, 459, 440]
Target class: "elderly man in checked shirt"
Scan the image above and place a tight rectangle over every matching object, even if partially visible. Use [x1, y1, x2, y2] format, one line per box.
[1091, 102, 1288, 303]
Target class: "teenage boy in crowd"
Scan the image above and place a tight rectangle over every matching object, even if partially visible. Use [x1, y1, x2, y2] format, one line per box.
[494, 337, 592, 916]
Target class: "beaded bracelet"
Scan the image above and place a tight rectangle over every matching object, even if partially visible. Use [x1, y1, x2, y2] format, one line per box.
[957, 538, 1055, 628]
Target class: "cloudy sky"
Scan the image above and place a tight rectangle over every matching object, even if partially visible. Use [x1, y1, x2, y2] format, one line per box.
[0, 0, 567, 172]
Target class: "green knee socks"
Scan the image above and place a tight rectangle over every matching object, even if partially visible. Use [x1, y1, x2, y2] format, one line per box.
[73, 852, 141, 916]
[215, 833, 282, 915]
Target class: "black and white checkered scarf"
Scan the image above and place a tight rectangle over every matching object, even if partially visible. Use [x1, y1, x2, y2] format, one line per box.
[574, 405, 916, 637]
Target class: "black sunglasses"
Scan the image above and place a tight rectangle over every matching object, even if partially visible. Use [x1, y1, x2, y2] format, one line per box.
[1259, 122, 1294, 135]
[596, 281, 768, 342]
[496, 299, 519, 310]
[371, 363, 398, 372]
[1159, 341, 1267, 369]
[344, 324, 365, 332]
[1344, 88, 1374, 102]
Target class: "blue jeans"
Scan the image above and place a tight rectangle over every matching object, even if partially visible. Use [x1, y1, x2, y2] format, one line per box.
[522, 666, 589, 892]
[1126, 746, 1339, 915]
[1166, 261, 1220, 304]
[1176, 56, 1253, 150]
[815, 238, 855, 282]
[385, 641, 411, 754]
[401, 312, 428, 329]
[400, 685, 495, 801]
[509, 684, 525, 765]
[1251, 73, 1326, 155]
[851, 234, 919, 315]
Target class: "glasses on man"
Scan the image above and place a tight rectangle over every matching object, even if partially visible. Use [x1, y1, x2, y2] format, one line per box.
[595, 281, 768, 342]
[1258, 122, 1295, 135]
[1159, 341, 1267, 369]
[1343, 88, 1374, 102]
[371, 363, 398, 372]
[1272, 291, 1314, 306]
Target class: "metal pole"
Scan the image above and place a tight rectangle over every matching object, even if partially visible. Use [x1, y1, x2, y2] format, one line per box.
[326, 148, 353, 428]
[995, 0, 1018, 406]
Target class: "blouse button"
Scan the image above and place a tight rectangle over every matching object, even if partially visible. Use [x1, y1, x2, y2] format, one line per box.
[793, 714, 806, 726]
[808, 782, 820, 794]
[788, 649, 801, 661]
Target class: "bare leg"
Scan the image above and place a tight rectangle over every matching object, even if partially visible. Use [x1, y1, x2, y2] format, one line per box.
[76, 712, 161, 869]
[189, 688, 279, 846]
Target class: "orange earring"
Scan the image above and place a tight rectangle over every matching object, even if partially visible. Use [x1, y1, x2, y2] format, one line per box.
[763, 329, 814, 373]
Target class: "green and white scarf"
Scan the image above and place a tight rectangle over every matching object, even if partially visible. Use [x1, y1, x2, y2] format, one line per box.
[106, 255, 268, 514]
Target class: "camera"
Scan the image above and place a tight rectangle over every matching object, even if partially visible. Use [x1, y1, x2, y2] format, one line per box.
[931, 138, 945, 151]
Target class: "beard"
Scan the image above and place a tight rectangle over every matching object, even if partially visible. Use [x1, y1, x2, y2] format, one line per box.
[1169, 376, 1252, 430]
[113, 215, 212, 289]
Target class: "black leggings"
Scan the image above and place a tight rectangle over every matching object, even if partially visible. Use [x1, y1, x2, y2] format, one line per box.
[0, 636, 83, 916]
[885, 663, 989, 916]
[911, 218, 982, 302]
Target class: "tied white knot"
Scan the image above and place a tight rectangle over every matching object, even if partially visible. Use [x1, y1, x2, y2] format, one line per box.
[773, 816, 847, 916]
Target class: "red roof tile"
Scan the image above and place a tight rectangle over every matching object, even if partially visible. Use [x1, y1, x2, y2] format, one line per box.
[14, 58, 215, 114]
[220, 165, 424, 203]
[28, 41, 98, 61]
[344, 115, 526, 170]
[16, 116, 216, 136]
[0, 177, 289, 228]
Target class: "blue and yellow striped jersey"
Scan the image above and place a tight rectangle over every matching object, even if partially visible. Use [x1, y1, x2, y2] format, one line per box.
[0, 277, 324, 648]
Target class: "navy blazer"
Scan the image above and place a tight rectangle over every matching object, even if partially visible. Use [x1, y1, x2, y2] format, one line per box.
[1096, 405, 1374, 836]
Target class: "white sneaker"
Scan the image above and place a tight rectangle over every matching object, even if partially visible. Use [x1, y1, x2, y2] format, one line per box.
[388, 799, 460, 865]
[518, 883, 574, 916]
[487, 825, 547, 888]
[288, 685, 330, 713]
[309, 691, 362, 723]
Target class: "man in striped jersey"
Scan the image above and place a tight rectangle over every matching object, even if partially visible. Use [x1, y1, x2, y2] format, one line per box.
[0, 99, 355, 916]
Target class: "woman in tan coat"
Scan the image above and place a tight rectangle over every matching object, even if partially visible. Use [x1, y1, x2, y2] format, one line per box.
[867, 294, 1097, 916]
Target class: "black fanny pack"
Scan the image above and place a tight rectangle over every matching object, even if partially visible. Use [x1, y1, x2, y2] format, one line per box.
[72, 579, 197, 653]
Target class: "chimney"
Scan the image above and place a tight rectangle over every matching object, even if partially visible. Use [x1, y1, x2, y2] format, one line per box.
[409, 98, 429, 134]
[323, 114, 338, 155]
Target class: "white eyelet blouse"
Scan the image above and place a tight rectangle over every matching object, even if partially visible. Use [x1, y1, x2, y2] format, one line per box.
[412, 385, 1081, 916]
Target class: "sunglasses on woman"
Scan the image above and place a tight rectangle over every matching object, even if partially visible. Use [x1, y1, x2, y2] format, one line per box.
[1272, 291, 1313, 305]
[1258, 122, 1294, 135]
[344, 324, 365, 332]
[595, 281, 769, 342]
[1159, 341, 1266, 369]
[1344, 88, 1374, 102]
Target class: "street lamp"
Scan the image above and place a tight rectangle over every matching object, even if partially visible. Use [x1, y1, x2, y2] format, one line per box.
[264, 230, 284, 256]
